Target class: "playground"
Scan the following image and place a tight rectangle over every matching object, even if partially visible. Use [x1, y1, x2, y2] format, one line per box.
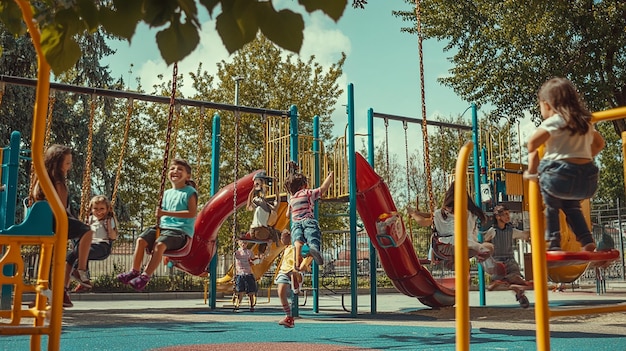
[2, 288, 626, 351]
[2, 4, 626, 351]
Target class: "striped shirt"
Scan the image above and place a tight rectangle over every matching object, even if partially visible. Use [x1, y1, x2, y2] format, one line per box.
[289, 188, 321, 221]
[484, 223, 515, 261]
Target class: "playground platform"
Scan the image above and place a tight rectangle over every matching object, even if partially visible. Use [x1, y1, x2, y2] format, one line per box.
[2, 285, 626, 351]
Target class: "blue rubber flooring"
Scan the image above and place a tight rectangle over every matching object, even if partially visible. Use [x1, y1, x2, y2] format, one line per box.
[2, 312, 625, 351]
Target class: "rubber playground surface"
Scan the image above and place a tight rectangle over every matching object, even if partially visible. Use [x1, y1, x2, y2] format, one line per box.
[2, 286, 626, 351]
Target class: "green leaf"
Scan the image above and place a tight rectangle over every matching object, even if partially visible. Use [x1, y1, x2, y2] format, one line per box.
[258, 6, 304, 53]
[144, 0, 178, 28]
[156, 16, 200, 65]
[40, 24, 81, 74]
[215, 3, 259, 55]
[54, 8, 84, 37]
[76, 0, 99, 32]
[299, 0, 347, 22]
[100, 0, 143, 40]
[177, 0, 200, 27]
[0, 0, 26, 35]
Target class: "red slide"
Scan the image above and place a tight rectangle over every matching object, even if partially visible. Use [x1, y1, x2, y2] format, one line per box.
[169, 172, 257, 276]
[355, 152, 455, 308]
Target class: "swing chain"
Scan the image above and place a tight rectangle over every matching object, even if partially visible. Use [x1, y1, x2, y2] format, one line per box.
[415, 0, 435, 214]
[384, 118, 390, 175]
[156, 63, 178, 228]
[111, 98, 134, 209]
[79, 93, 97, 221]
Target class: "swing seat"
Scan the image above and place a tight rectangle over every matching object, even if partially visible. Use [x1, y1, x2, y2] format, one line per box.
[431, 233, 454, 263]
[163, 237, 194, 258]
[546, 249, 620, 268]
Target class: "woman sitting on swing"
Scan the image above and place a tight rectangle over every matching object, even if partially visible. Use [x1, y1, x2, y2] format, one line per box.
[408, 181, 492, 267]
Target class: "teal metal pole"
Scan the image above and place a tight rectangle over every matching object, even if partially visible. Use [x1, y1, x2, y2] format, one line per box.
[312, 115, 320, 313]
[288, 105, 300, 317]
[347, 83, 358, 317]
[209, 113, 221, 309]
[1, 131, 22, 310]
[470, 103, 486, 306]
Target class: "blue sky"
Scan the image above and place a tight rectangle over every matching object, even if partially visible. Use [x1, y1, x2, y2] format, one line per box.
[102, 1, 527, 159]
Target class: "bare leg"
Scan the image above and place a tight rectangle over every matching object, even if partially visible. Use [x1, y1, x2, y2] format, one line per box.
[294, 240, 303, 268]
[64, 263, 72, 288]
[76, 230, 94, 271]
[143, 242, 167, 276]
[132, 238, 149, 271]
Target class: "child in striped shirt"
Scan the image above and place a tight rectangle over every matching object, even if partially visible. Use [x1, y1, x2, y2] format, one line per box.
[284, 165, 333, 268]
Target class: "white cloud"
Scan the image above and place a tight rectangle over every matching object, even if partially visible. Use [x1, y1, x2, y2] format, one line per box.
[134, 19, 229, 96]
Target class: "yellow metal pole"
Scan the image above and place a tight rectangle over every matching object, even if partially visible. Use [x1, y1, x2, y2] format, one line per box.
[528, 167, 550, 351]
[15, 1, 67, 350]
[454, 142, 472, 351]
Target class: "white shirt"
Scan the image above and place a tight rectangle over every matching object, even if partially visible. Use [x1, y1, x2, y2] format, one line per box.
[433, 208, 482, 251]
[539, 114, 595, 161]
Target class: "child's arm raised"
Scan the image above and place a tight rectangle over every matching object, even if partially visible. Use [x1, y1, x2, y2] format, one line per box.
[319, 171, 334, 196]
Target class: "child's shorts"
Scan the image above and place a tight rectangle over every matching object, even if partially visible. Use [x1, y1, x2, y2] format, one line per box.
[275, 272, 291, 285]
[235, 274, 258, 293]
[139, 227, 188, 251]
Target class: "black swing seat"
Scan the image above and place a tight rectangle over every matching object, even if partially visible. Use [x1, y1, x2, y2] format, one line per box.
[163, 237, 194, 258]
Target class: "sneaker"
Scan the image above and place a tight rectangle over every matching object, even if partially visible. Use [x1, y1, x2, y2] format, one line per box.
[516, 291, 530, 309]
[117, 269, 140, 284]
[73, 284, 91, 293]
[250, 307, 255, 312]
[63, 289, 73, 308]
[129, 273, 150, 291]
[547, 242, 561, 251]
[278, 316, 295, 328]
[307, 247, 324, 265]
[547, 232, 561, 251]
[71, 269, 93, 289]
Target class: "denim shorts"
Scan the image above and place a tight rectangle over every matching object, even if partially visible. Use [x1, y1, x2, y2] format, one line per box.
[274, 272, 291, 285]
[235, 274, 257, 293]
[538, 159, 598, 200]
[291, 218, 321, 250]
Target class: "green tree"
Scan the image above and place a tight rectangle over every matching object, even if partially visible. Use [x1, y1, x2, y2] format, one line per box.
[164, 35, 346, 254]
[595, 121, 625, 204]
[0, 0, 367, 75]
[0, 24, 124, 219]
[395, 1, 626, 130]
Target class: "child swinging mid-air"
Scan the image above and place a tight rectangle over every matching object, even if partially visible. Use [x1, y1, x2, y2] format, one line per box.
[118, 159, 198, 291]
[67, 195, 118, 293]
[525, 77, 605, 252]
[284, 162, 333, 268]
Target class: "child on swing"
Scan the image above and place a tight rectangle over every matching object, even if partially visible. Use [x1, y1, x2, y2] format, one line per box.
[284, 161, 333, 268]
[30, 144, 94, 308]
[67, 195, 118, 293]
[239, 170, 279, 256]
[408, 181, 491, 265]
[117, 159, 198, 291]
